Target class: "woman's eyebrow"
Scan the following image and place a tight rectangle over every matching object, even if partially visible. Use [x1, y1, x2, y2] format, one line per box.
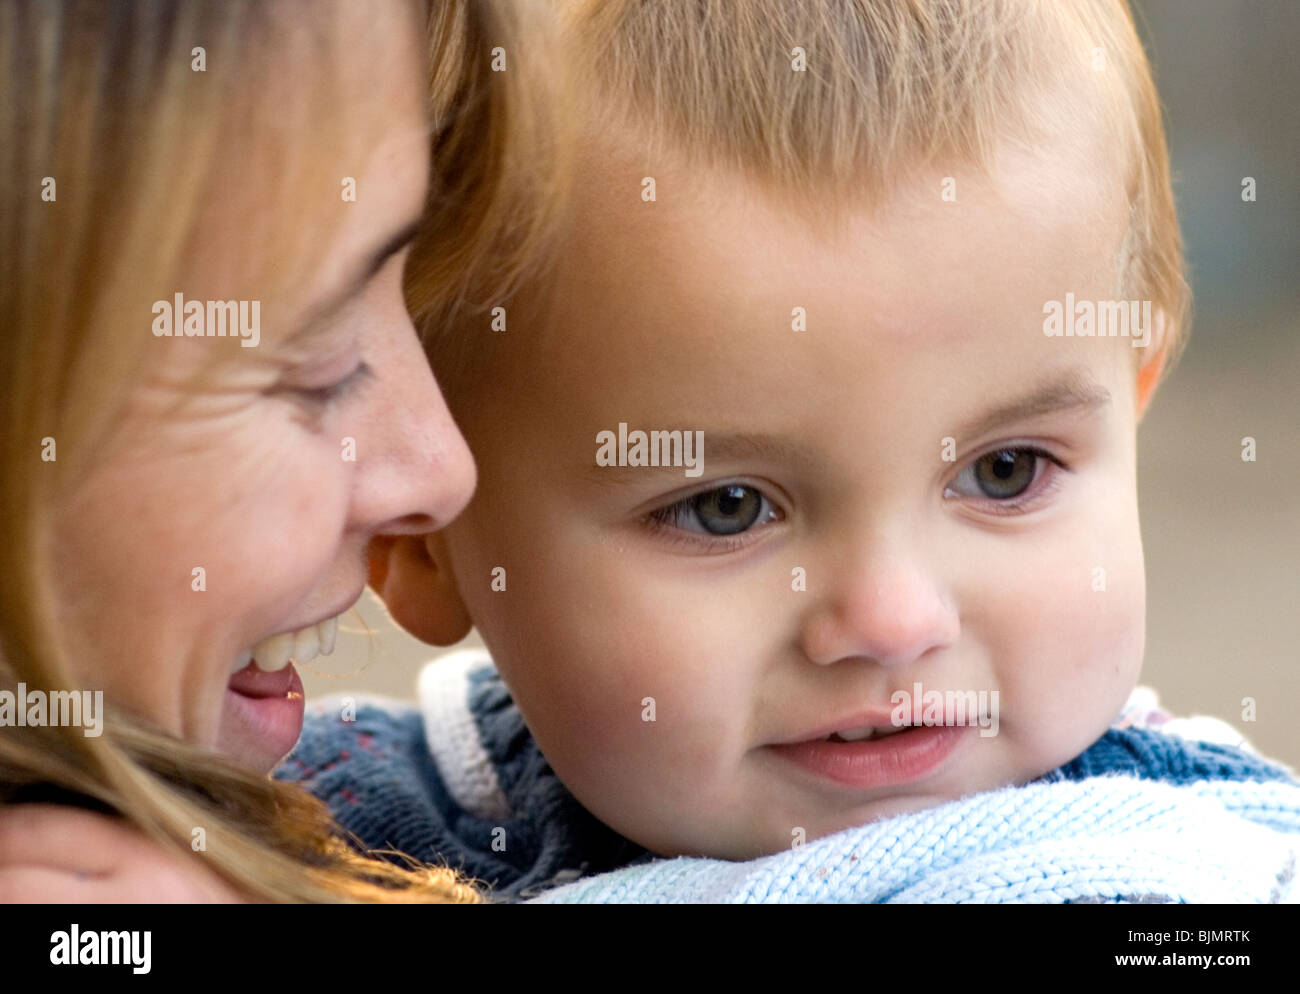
[953, 370, 1113, 441]
[355, 216, 425, 289]
[285, 216, 425, 342]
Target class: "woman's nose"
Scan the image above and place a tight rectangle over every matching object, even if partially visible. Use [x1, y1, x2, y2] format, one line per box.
[350, 332, 477, 538]
[799, 544, 959, 669]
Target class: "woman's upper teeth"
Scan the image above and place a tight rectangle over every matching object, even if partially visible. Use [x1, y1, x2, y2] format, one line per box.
[247, 614, 340, 673]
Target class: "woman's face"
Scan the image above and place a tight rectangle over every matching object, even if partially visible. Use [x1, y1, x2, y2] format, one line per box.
[49, 10, 475, 773]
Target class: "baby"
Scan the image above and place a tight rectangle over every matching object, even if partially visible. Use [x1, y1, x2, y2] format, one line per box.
[280, 0, 1298, 899]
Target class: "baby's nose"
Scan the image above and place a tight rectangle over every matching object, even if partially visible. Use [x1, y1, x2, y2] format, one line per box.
[799, 552, 958, 668]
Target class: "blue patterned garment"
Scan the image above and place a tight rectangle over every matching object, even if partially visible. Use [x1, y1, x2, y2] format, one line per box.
[275, 650, 1298, 902]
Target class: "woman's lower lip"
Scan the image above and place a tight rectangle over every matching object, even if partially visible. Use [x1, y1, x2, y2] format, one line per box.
[223, 663, 305, 762]
[767, 724, 967, 789]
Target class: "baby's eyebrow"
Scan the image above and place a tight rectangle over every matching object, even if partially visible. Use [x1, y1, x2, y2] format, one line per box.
[953, 370, 1112, 441]
[582, 430, 815, 484]
[683, 432, 813, 468]
[584, 372, 1111, 485]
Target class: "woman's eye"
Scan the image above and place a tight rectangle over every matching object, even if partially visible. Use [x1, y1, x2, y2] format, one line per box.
[946, 447, 1056, 503]
[650, 484, 780, 537]
[294, 362, 371, 406]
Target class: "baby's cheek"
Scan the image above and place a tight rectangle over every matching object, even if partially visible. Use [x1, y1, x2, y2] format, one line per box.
[990, 517, 1145, 775]
[539, 583, 765, 854]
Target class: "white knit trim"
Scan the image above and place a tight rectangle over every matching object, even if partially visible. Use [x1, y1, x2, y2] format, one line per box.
[1163, 715, 1257, 753]
[1119, 685, 1258, 754]
[417, 648, 512, 821]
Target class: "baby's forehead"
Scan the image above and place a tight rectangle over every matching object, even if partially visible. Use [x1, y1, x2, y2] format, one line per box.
[510, 157, 1136, 442]
[548, 137, 1130, 342]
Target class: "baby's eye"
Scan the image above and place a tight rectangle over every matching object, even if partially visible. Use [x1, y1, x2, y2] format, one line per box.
[650, 483, 780, 537]
[945, 447, 1062, 506]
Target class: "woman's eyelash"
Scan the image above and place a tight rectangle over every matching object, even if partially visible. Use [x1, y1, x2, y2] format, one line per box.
[295, 362, 372, 406]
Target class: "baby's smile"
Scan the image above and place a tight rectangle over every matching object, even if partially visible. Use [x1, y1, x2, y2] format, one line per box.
[766, 723, 970, 792]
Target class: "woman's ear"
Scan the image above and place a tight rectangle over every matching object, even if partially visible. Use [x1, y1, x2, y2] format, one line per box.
[367, 533, 472, 646]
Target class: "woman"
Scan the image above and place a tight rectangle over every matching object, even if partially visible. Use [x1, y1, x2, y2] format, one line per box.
[0, 0, 556, 902]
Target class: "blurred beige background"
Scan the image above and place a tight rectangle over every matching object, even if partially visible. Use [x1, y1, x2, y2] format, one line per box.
[302, 0, 1300, 769]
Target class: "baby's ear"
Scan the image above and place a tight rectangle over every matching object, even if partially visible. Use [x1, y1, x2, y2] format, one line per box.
[367, 533, 472, 646]
[1135, 308, 1169, 421]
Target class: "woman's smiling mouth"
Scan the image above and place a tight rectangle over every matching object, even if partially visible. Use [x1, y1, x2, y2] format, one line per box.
[228, 596, 361, 676]
[223, 661, 307, 771]
[220, 594, 361, 768]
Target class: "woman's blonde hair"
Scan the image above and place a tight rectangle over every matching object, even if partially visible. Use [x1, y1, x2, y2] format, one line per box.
[406, 0, 572, 390]
[559, 0, 1190, 369]
[0, 0, 552, 902]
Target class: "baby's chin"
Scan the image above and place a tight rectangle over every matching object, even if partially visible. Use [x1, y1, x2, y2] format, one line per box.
[797, 791, 979, 851]
[663, 764, 1074, 861]
[633, 793, 966, 862]
[761, 751, 1102, 856]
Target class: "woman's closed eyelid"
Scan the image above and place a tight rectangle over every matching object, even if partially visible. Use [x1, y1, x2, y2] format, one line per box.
[298, 361, 373, 404]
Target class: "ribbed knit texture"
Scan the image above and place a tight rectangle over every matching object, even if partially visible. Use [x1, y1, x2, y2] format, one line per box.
[276, 679, 652, 900]
[276, 654, 1298, 903]
[531, 777, 1300, 903]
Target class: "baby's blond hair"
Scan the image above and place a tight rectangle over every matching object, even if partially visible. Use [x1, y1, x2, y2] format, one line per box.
[424, 0, 1190, 388]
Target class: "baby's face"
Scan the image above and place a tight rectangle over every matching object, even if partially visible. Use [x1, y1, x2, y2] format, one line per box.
[440, 138, 1151, 858]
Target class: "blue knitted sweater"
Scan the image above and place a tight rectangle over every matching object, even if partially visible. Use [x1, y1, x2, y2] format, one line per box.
[275, 651, 1298, 902]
